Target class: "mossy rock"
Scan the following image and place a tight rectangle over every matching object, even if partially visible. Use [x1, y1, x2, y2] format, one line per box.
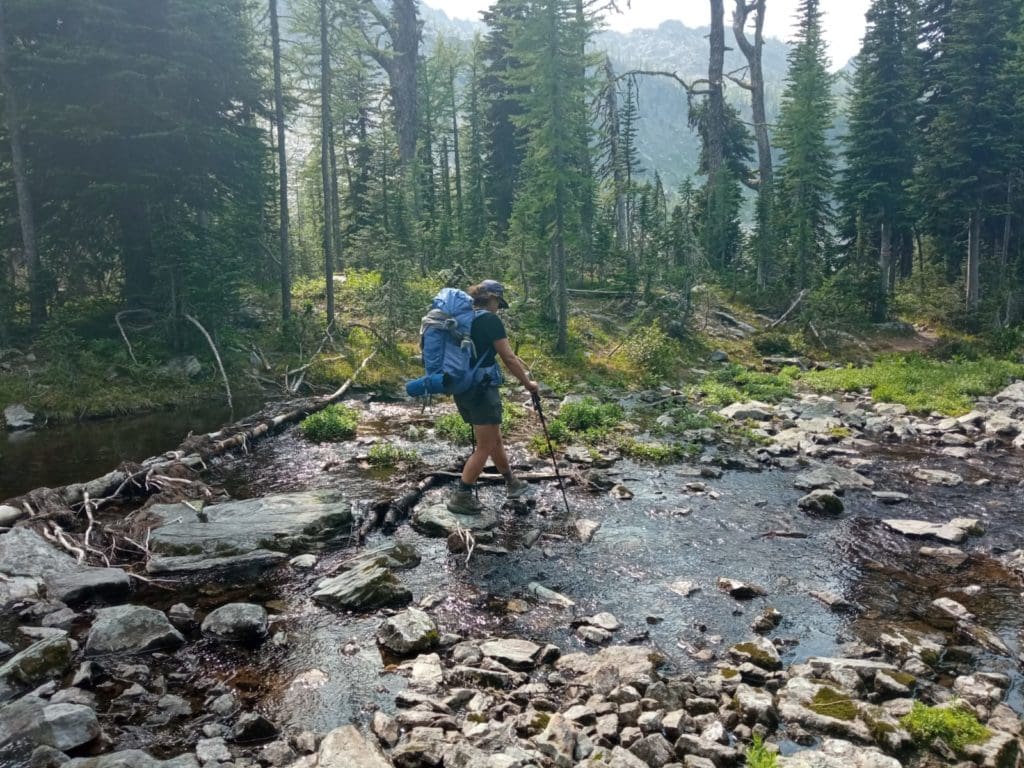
[808, 686, 859, 721]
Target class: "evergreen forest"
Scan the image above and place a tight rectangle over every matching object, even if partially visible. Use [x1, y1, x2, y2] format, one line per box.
[1, 0, 1024, 415]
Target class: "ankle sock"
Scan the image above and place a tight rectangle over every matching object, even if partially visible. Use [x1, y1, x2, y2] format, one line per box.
[458, 481, 474, 493]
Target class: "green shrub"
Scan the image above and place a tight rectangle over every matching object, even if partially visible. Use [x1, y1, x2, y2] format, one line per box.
[691, 364, 794, 406]
[300, 404, 360, 441]
[558, 397, 623, 432]
[435, 412, 474, 445]
[623, 323, 678, 379]
[367, 442, 420, 467]
[900, 701, 990, 752]
[744, 734, 779, 768]
[617, 437, 693, 463]
[752, 331, 798, 357]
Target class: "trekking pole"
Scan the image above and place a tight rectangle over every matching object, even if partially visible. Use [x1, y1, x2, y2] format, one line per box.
[531, 392, 572, 518]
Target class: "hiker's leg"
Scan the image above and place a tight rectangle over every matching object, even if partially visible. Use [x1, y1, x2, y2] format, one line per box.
[489, 429, 511, 474]
[462, 424, 500, 484]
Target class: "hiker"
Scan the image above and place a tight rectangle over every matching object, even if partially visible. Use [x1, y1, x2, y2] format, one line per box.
[447, 279, 539, 515]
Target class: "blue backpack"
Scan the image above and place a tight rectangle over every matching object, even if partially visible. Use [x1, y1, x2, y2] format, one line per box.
[405, 288, 503, 397]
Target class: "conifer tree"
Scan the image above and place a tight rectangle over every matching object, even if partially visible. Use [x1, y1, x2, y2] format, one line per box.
[774, 0, 836, 293]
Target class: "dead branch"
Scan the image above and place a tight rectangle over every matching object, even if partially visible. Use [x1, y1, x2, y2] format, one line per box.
[184, 313, 233, 413]
[768, 289, 809, 329]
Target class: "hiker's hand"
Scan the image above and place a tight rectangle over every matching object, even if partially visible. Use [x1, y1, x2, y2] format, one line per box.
[524, 379, 539, 394]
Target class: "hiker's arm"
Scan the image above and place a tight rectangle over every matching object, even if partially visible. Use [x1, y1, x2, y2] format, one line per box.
[494, 338, 539, 393]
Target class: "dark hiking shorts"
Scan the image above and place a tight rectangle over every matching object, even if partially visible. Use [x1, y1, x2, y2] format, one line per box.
[453, 385, 502, 426]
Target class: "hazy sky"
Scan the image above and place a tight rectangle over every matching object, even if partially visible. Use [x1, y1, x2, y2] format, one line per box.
[429, 0, 873, 69]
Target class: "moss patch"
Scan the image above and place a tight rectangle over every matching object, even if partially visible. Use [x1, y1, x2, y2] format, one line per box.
[900, 701, 990, 752]
[808, 686, 859, 721]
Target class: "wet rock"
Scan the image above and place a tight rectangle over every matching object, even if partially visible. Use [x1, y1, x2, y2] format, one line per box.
[668, 581, 699, 598]
[148, 491, 352, 558]
[4, 404, 35, 430]
[0, 697, 99, 754]
[85, 605, 185, 657]
[406, 653, 444, 691]
[794, 464, 873, 492]
[809, 591, 856, 613]
[919, 546, 968, 567]
[480, 639, 541, 670]
[778, 738, 901, 767]
[776, 677, 872, 743]
[147, 550, 286, 577]
[798, 490, 844, 515]
[313, 560, 412, 612]
[556, 646, 661, 690]
[735, 684, 778, 727]
[963, 729, 1021, 768]
[576, 626, 613, 645]
[611, 484, 635, 500]
[411, 502, 498, 538]
[882, 519, 967, 544]
[167, 604, 196, 631]
[719, 401, 775, 421]
[0, 528, 80, 582]
[582, 613, 622, 632]
[259, 740, 295, 766]
[201, 603, 269, 645]
[41, 607, 77, 630]
[390, 726, 447, 768]
[752, 607, 782, 633]
[377, 608, 438, 655]
[51, 688, 97, 709]
[717, 578, 767, 599]
[533, 713, 577, 767]
[871, 491, 908, 505]
[289, 554, 317, 570]
[231, 712, 277, 743]
[64, 750, 200, 767]
[575, 519, 601, 543]
[0, 636, 74, 703]
[728, 637, 782, 670]
[161, 355, 202, 379]
[29, 744, 69, 767]
[912, 468, 963, 486]
[195, 736, 231, 763]
[528, 582, 575, 608]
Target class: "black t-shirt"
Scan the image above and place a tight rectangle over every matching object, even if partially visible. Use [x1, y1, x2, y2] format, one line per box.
[470, 311, 507, 368]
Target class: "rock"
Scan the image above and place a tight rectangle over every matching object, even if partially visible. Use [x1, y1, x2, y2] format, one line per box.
[0, 636, 74, 704]
[377, 608, 438, 655]
[752, 607, 783, 633]
[148, 491, 352, 557]
[719, 401, 775, 421]
[317, 724, 393, 768]
[390, 726, 447, 768]
[43, 567, 131, 606]
[577, 626, 612, 645]
[611, 484, 635, 500]
[556, 646, 661, 690]
[735, 684, 778, 727]
[63, 751, 200, 767]
[575, 519, 601, 543]
[313, 550, 414, 612]
[231, 712, 278, 743]
[167, 604, 196, 630]
[0, 697, 99, 754]
[629, 733, 675, 766]
[609, 746, 650, 767]
[709, 350, 729, 363]
[798, 490, 844, 515]
[147, 550, 286, 577]
[85, 605, 185, 657]
[533, 713, 576, 768]
[289, 554, 317, 570]
[0, 528, 80, 581]
[994, 380, 1024, 402]
[0, 505, 23, 527]
[871, 491, 909, 505]
[809, 591, 856, 613]
[778, 738, 901, 767]
[260, 740, 295, 766]
[777, 678, 872, 744]
[950, 517, 984, 535]
[882, 519, 967, 544]
[794, 465, 873, 492]
[196, 736, 232, 763]
[668, 581, 699, 598]
[480, 639, 541, 670]
[728, 637, 782, 670]
[4, 404, 35, 430]
[528, 582, 576, 607]
[201, 603, 269, 645]
[406, 653, 443, 691]
[919, 546, 968, 567]
[912, 468, 963, 486]
[160, 355, 202, 378]
[718, 577, 767, 599]
[411, 502, 498, 538]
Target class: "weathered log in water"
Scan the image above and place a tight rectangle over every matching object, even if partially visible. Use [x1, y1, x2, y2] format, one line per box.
[2, 352, 375, 550]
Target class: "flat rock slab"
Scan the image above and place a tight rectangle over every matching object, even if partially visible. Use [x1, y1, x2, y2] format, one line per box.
[719, 401, 775, 421]
[411, 503, 498, 538]
[313, 564, 412, 612]
[85, 605, 185, 657]
[0, 636, 74, 704]
[44, 567, 130, 606]
[147, 550, 286, 576]
[480, 639, 542, 670]
[556, 645, 661, 689]
[0, 527, 79, 578]
[317, 724, 395, 768]
[779, 738, 901, 768]
[912, 468, 963, 486]
[148, 491, 352, 557]
[794, 465, 874, 492]
[919, 546, 969, 567]
[871, 491, 909, 505]
[883, 519, 966, 544]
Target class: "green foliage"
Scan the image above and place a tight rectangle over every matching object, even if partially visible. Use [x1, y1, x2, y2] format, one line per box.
[891, 263, 967, 328]
[623, 323, 679, 380]
[692, 364, 794, 406]
[900, 701, 990, 752]
[367, 442, 420, 467]
[801, 355, 1024, 414]
[752, 331, 799, 357]
[558, 398, 624, 432]
[300, 404, 360, 442]
[435, 412, 475, 445]
[617, 437, 694, 463]
[744, 734, 779, 768]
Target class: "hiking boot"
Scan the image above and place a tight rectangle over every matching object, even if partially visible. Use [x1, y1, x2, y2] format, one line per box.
[506, 477, 530, 499]
[447, 489, 484, 515]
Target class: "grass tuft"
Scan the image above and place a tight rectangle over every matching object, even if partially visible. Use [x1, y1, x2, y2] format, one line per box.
[900, 700, 990, 752]
[744, 734, 779, 768]
[367, 442, 420, 467]
[300, 404, 360, 442]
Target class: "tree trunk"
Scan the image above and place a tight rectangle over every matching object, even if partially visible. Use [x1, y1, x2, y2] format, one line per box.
[0, 3, 44, 327]
[733, 0, 772, 290]
[603, 59, 627, 253]
[270, 0, 291, 324]
[118, 195, 154, 307]
[706, 0, 726, 190]
[391, 0, 420, 169]
[966, 205, 981, 314]
[320, 0, 335, 327]
[553, 187, 568, 354]
[879, 218, 892, 317]
[329, 124, 344, 273]
[449, 64, 464, 247]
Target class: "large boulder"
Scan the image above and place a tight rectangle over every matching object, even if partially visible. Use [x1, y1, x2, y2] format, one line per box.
[148, 491, 352, 557]
[313, 565, 411, 612]
[794, 465, 873, 492]
[779, 738, 901, 767]
[0, 636, 74, 704]
[411, 502, 498, 538]
[555, 646, 662, 691]
[44, 567, 131, 606]
[377, 608, 438, 655]
[0, 697, 100, 756]
[85, 605, 185, 657]
[201, 603, 269, 645]
[3, 404, 34, 430]
[317, 725, 392, 768]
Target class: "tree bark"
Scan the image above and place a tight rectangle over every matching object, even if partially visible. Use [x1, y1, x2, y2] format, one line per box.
[270, 0, 291, 324]
[706, 0, 726, 190]
[966, 205, 981, 313]
[879, 218, 892, 316]
[319, 0, 335, 327]
[449, 64, 464, 247]
[0, 3, 44, 327]
[603, 58, 628, 255]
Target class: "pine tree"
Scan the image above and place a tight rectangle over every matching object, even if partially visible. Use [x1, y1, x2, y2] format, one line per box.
[840, 0, 918, 319]
[774, 0, 836, 293]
